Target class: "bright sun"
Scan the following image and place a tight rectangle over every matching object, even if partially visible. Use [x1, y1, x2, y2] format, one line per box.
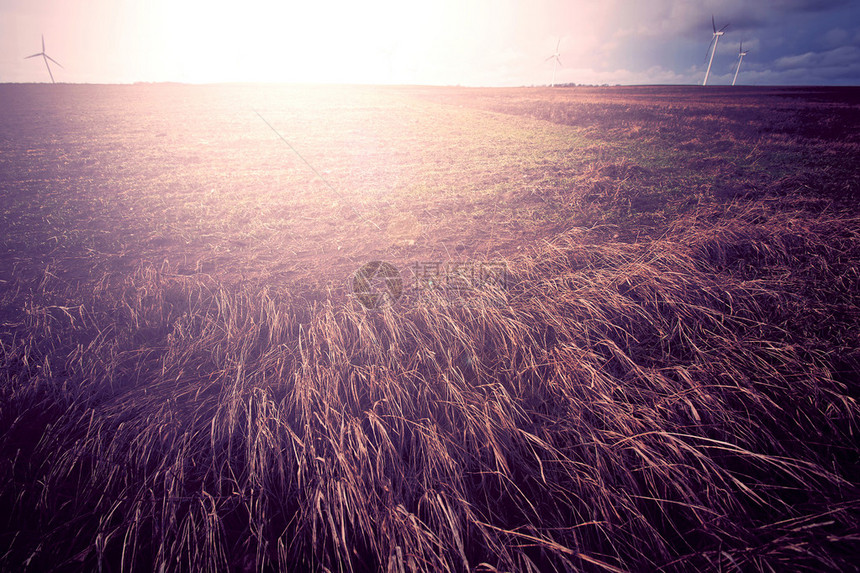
[147, 0, 454, 84]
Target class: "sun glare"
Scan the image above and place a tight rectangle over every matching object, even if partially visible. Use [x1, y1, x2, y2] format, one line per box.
[154, 0, 451, 84]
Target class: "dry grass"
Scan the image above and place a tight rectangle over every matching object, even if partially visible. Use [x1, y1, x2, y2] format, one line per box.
[1, 84, 858, 571]
[1, 193, 858, 571]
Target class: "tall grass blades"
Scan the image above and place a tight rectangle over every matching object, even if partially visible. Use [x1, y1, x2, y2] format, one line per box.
[1, 200, 858, 571]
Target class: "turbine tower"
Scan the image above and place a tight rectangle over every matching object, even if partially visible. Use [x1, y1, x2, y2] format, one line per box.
[545, 39, 562, 87]
[703, 16, 728, 86]
[732, 42, 749, 86]
[25, 35, 63, 83]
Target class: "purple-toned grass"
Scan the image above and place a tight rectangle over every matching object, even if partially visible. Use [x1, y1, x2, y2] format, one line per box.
[1, 196, 857, 571]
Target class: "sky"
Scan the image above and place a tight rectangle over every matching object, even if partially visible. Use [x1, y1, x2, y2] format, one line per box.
[1, 0, 858, 86]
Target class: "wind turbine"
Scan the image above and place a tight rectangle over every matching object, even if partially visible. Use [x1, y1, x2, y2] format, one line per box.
[545, 39, 562, 87]
[703, 16, 728, 86]
[732, 42, 749, 86]
[25, 35, 63, 83]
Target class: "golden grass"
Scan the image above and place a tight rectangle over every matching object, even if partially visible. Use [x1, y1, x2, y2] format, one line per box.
[1, 196, 857, 571]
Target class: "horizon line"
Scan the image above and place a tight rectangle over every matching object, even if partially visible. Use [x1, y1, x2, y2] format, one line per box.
[1, 80, 859, 89]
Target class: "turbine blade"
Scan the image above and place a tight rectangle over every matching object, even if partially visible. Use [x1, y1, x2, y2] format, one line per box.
[544, 55, 554, 62]
[712, 15, 716, 33]
[704, 38, 716, 62]
[25, 53, 42, 59]
[556, 38, 561, 51]
[719, 23, 730, 32]
[45, 54, 63, 68]
[44, 57, 55, 83]
[42, 34, 45, 52]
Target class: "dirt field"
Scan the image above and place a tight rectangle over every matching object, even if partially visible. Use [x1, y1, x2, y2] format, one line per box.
[1, 84, 858, 571]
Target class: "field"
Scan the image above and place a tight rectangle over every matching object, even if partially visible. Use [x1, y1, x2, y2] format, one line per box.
[0, 83, 858, 571]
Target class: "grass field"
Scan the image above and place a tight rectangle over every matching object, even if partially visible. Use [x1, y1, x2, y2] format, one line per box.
[0, 83, 858, 571]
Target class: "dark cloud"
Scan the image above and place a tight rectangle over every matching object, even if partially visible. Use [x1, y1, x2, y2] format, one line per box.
[774, 0, 852, 14]
[774, 45, 860, 70]
[661, 0, 859, 85]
